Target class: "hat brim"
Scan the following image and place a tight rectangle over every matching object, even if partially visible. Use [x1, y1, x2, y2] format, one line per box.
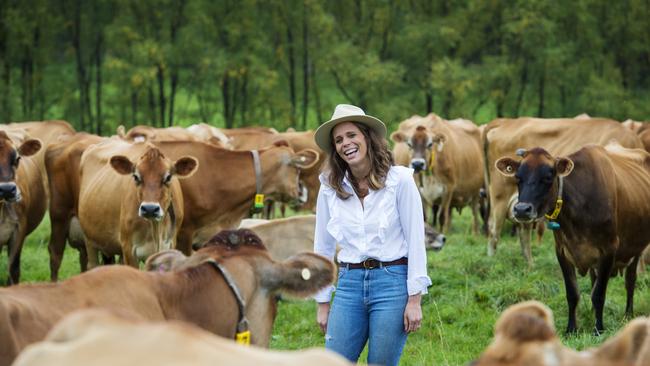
[314, 115, 387, 153]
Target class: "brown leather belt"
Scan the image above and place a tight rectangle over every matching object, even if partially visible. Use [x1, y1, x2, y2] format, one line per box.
[340, 257, 408, 270]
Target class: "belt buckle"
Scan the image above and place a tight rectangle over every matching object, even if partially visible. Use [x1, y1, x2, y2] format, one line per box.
[362, 259, 376, 269]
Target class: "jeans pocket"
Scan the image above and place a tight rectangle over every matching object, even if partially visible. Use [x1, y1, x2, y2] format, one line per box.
[337, 267, 349, 281]
[382, 264, 407, 277]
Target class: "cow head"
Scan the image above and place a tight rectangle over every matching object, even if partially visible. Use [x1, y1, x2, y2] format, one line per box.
[470, 300, 650, 366]
[0, 131, 41, 203]
[145, 229, 335, 346]
[391, 126, 444, 173]
[425, 223, 445, 251]
[261, 141, 319, 207]
[495, 148, 573, 223]
[110, 146, 198, 221]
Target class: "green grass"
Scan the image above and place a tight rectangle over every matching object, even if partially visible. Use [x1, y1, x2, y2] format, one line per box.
[3, 210, 649, 365]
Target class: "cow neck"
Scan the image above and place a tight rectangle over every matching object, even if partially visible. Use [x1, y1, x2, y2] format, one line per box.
[251, 150, 264, 213]
[544, 176, 564, 221]
[204, 258, 251, 345]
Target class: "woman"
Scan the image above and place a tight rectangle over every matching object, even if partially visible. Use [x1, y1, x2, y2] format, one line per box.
[313, 104, 431, 366]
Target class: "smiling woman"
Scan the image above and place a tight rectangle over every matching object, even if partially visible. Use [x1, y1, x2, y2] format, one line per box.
[310, 104, 432, 366]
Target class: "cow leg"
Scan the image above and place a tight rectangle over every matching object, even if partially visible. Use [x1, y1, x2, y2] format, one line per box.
[470, 199, 480, 236]
[535, 221, 545, 244]
[120, 235, 137, 268]
[175, 228, 194, 256]
[517, 223, 533, 267]
[624, 255, 641, 318]
[85, 240, 100, 269]
[487, 199, 508, 257]
[439, 194, 453, 234]
[556, 246, 579, 333]
[48, 215, 70, 282]
[592, 253, 615, 335]
[7, 229, 26, 285]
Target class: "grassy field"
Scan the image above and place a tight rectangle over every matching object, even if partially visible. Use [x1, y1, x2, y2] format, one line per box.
[3, 211, 650, 365]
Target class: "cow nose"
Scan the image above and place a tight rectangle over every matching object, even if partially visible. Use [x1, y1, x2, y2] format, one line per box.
[513, 202, 535, 220]
[0, 183, 18, 200]
[411, 159, 426, 172]
[139, 202, 162, 219]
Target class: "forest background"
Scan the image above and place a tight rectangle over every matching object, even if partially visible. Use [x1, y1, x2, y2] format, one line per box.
[2, 0, 649, 133]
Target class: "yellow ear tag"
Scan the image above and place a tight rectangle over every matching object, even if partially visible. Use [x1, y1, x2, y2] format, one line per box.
[236, 330, 251, 345]
[254, 194, 265, 209]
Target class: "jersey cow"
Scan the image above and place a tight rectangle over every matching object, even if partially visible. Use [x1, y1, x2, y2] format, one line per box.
[495, 145, 650, 333]
[151, 140, 319, 251]
[0, 131, 46, 284]
[470, 301, 650, 366]
[483, 117, 642, 266]
[45, 133, 105, 281]
[0, 229, 334, 365]
[391, 114, 484, 234]
[78, 140, 198, 267]
[14, 309, 353, 366]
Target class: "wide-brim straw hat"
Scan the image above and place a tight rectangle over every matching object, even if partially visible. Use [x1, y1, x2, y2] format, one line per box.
[314, 104, 387, 153]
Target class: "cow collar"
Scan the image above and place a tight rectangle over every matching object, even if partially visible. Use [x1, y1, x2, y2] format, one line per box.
[544, 176, 564, 229]
[251, 150, 265, 213]
[205, 259, 251, 345]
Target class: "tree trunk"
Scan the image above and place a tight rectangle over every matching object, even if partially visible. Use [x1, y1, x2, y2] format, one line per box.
[20, 46, 34, 118]
[131, 90, 138, 127]
[311, 63, 323, 124]
[156, 64, 166, 127]
[222, 72, 233, 128]
[538, 70, 545, 117]
[286, 22, 296, 127]
[514, 61, 528, 115]
[94, 32, 103, 135]
[148, 86, 157, 125]
[425, 90, 433, 114]
[240, 70, 248, 126]
[301, 0, 309, 130]
[168, 0, 186, 127]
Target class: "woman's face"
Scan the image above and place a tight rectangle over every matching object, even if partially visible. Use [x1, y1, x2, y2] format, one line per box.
[332, 122, 369, 168]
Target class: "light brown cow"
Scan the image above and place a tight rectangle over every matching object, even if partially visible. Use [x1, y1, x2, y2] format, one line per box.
[14, 308, 353, 366]
[186, 122, 234, 148]
[151, 140, 319, 253]
[0, 131, 46, 284]
[391, 114, 484, 234]
[483, 117, 642, 266]
[45, 132, 105, 281]
[78, 140, 198, 267]
[470, 301, 650, 366]
[0, 229, 335, 365]
[221, 126, 279, 150]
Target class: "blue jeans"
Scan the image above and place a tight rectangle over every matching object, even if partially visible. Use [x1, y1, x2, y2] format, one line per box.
[325, 264, 408, 366]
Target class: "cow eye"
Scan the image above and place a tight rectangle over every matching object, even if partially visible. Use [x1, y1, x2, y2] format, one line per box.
[406, 141, 413, 149]
[162, 173, 172, 185]
[426, 141, 433, 149]
[13, 156, 20, 167]
[133, 173, 142, 185]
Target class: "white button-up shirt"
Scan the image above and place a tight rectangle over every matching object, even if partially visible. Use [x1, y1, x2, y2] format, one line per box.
[313, 165, 432, 303]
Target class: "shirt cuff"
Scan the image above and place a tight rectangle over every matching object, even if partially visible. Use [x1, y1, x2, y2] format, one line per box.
[407, 276, 432, 296]
[313, 284, 336, 303]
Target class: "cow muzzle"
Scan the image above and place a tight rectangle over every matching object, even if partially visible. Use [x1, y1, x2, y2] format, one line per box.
[0, 183, 20, 202]
[410, 158, 426, 172]
[512, 202, 537, 223]
[139, 202, 163, 221]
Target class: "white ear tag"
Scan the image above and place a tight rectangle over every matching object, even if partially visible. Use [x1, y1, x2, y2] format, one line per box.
[301, 268, 311, 280]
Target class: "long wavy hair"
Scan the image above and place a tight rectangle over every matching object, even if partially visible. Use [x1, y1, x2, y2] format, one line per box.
[326, 121, 394, 199]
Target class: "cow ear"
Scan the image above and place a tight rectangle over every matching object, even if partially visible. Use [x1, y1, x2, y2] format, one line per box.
[592, 318, 650, 363]
[390, 131, 407, 143]
[110, 155, 135, 175]
[432, 133, 446, 151]
[272, 139, 290, 148]
[18, 139, 42, 157]
[260, 252, 335, 297]
[291, 149, 319, 170]
[144, 249, 188, 272]
[495, 157, 519, 177]
[172, 156, 199, 178]
[555, 157, 574, 177]
[116, 125, 126, 138]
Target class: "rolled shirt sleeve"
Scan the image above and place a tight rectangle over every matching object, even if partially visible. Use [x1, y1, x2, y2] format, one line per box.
[397, 170, 432, 296]
[313, 185, 337, 303]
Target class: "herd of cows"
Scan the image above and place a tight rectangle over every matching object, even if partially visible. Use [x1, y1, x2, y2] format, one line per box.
[1, 114, 650, 365]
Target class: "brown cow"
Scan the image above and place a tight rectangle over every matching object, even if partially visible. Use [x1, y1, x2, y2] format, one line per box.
[78, 140, 198, 267]
[495, 144, 650, 333]
[0, 131, 46, 284]
[470, 301, 650, 366]
[13, 308, 353, 366]
[45, 132, 106, 281]
[221, 126, 279, 150]
[0, 229, 335, 365]
[151, 140, 319, 252]
[186, 122, 234, 148]
[116, 124, 203, 143]
[483, 117, 642, 266]
[391, 114, 484, 234]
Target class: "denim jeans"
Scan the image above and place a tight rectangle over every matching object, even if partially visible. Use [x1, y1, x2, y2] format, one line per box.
[325, 264, 408, 366]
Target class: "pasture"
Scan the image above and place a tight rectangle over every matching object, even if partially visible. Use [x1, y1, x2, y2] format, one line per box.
[4, 210, 649, 365]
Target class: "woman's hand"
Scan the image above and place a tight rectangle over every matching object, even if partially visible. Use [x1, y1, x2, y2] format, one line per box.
[317, 302, 331, 333]
[403, 294, 422, 333]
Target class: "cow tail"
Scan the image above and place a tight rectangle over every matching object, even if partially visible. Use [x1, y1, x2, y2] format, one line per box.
[481, 123, 494, 222]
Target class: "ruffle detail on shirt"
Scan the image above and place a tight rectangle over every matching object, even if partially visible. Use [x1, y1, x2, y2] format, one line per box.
[377, 166, 410, 241]
[407, 276, 433, 296]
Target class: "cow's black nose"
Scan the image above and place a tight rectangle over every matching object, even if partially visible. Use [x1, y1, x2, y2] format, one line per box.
[411, 160, 425, 172]
[0, 183, 17, 200]
[139, 203, 162, 218]
[513, 202, 535, 219]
